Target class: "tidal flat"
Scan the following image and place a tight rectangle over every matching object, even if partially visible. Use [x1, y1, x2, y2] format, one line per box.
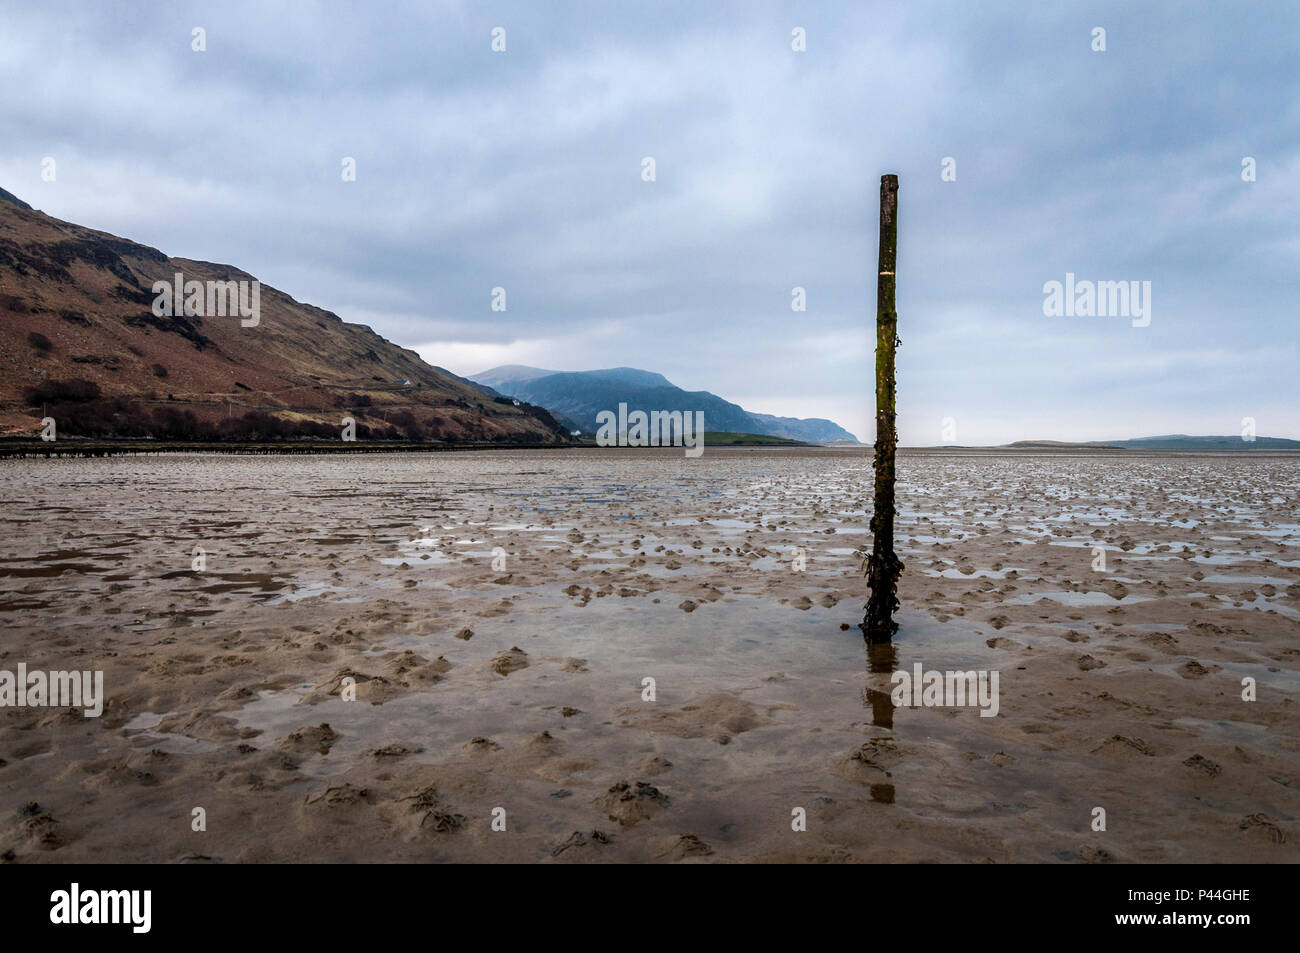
[0, 448, 1296, 862]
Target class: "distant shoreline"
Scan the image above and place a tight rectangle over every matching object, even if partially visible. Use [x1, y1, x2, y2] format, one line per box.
[3, 438, 1298, 459]
[902, 445, 1300, 455]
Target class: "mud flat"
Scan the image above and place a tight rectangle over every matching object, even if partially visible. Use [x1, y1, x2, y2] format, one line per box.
[0, 448, 1296, 862]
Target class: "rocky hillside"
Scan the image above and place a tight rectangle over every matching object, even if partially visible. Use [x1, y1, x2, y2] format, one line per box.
[0, 189, 570, 443]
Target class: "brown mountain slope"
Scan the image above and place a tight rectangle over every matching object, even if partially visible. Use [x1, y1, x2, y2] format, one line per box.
[0, 190, 569, 443]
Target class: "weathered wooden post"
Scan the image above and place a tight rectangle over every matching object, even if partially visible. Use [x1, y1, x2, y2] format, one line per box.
[863, 173, 902, 643]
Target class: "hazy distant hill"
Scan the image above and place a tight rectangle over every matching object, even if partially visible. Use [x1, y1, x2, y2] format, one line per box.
[747, 411, 860, 443]
[1003, 435, 1300, 450]
[470, 364, 563, 391]
[1108, 434, 1300, 450]
[472, 365, 859, 443]
[0, 188, 570, 442]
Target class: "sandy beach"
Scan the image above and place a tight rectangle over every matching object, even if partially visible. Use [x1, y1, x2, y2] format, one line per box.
[1, 447, 1296, 863]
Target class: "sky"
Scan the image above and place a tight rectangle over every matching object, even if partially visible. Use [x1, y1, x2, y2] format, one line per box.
[2, 0, 1297, 445]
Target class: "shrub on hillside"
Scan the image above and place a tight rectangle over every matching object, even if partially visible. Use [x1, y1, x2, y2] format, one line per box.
[24, 378, 101, 406]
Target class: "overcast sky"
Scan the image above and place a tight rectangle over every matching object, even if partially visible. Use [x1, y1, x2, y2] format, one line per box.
[3, 1, 1297, 444]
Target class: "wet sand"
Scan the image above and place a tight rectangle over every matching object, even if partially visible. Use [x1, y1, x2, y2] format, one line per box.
[0, 448, 1296, 862]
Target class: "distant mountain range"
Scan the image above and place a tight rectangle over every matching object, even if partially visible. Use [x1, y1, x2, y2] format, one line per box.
[0, 187, 570, 442]
[470, 365, 860, 443]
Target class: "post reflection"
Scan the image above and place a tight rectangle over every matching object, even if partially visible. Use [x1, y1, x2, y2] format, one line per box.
[860, 639, 899, 803]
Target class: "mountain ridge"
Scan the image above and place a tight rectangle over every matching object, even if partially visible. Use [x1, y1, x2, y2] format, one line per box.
[471, 364, 860, 443]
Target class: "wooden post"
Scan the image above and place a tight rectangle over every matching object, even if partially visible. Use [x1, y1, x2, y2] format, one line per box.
[863, 174, 902, 643]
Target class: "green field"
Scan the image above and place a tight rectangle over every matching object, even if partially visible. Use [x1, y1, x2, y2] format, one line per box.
[570, 432, 807, 447]
[700, 432, 807, 446]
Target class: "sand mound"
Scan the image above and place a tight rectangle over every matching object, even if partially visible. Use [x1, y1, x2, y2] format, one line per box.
[277, 723, 339, 755]
[490, 646, 529, 676]
[596, 780, 671, 827]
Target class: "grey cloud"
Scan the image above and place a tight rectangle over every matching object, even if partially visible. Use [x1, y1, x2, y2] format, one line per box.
[2, 0, 1296, 444]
